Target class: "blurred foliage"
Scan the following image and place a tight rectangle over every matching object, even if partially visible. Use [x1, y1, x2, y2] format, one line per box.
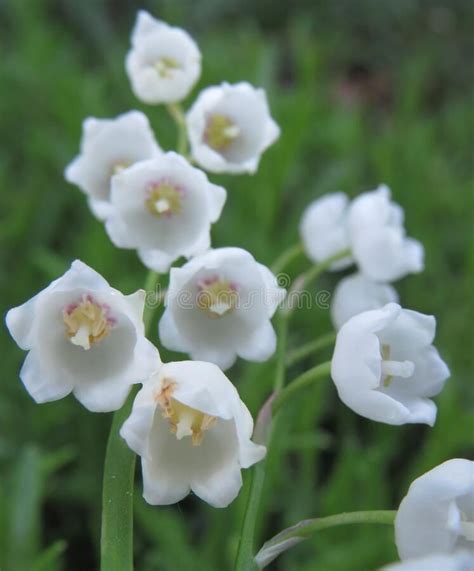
[0, 1, 473, 570]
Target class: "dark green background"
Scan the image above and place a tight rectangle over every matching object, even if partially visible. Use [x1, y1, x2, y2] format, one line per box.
[1, 1, 473, 570]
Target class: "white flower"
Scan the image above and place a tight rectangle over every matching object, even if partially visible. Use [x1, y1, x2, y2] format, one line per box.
[65, 110, 161, 220]
[381, 551, 474, 571]
[331, 303, 450, 425]
[395, 459, 474, 560]
[300, 192, 354, 270]
[120, 360, 266, 507]
[348, 185, 424, 282]
[186, 82, 280, 174]
[5, 260, 160, 412]
[104, 152, 226, 273]
[159, 248, 286, 370]
[331, 273, 399, 330]
[125, 10, 201, 104]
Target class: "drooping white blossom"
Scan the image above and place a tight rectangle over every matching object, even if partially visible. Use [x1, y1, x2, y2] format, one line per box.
[186, 82, 280, 174]
[120, 360, 266, 507]
[331, 303, 450, 425]
[331, 273, 399, 330]
[395, 459, 474, 560]
[126, 10, 201, 104]
[381, 551, 474, 571]
[5, 260, 160, 412]
[104, 152, 226, 272]
[65, 110, 161, 220]
[300, 192, 354, 270]
[159, 248, 286, 370]
[348, 185, 424, 282]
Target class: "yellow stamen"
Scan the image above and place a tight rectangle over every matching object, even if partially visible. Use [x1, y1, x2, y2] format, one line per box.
[154, 57, 180, 78]
[63, 295, 113, 350]
[204, 114, 240, 151]
[196, 278, 238, 319]
[155, 378, 216, 446]
[145, 182, 182, 218]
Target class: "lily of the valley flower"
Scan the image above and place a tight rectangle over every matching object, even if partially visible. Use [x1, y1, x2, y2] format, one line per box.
[105, 152, 226, 272]
[300, 192, 354, 270]
[65, 110, 161, 220]
[186, 82, 280, 174]
[382, 551, 474, 571]
[120, 360, 266, 508]
[300, 186, 424, 282]
[395, 459, 474, 560]
[126, 10, 201, 104]
[159, 248, 286, 370]
[5, 260, 160, 412]
[348, 185, 424, 282]
[331, 273, 399, 330]
[331, 303, 450, 425]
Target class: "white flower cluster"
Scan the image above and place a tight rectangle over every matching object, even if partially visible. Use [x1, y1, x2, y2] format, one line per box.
[5, 12, 461, 567]
[6, 10, 284, 509]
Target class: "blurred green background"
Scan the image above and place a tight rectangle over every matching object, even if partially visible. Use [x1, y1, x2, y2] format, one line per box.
[1, 1, 473, 570]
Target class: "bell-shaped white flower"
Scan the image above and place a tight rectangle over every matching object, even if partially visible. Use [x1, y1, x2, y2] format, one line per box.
[65, 110, 161, 219]
[331, 303, 450, 425]
[300, 192, 354, 270]
[331, 273, 399, 330]
[159, 248, 286, 370]
[104, 152, 226, 273]
[5, 260, 160, 412]
[186, 82, 280, 174]
[348, 185, 424, 282]
[395, 459, 474, 560]
[382, 551, 474, 571]
[125, 10, 201, 104]
[120, 360, 266, 507]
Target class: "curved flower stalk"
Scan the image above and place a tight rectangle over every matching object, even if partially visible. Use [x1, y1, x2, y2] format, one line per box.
[300, 185, 424, 282]
[159, 247, 286, 370]
[126, 10, 201, 104]
[381, 551, 474, 571]
[186, 82, 280, 174]
[5, 260, 160, 412]
[104, 152, 226, 272]
[65, 110, 161, 219]
[331, 303, 450, 425]
[299, 192, 354, 270]
[331, 272, 399, 330]
[120, 360, 266, 508]
[395, 459, 474, 559]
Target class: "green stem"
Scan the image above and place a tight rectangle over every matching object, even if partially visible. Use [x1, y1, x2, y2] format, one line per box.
[272, 361, 332, 415]
[255, 511, 396, 569]
[271, 243, 304, 275]
[234, 314, 289, 571]
[142, 271, 160, 333]
[282, 248, 351, 319]
[100, 270, 160, 571]
[286, 331, 336, 367]
[166, 103, 188, 156]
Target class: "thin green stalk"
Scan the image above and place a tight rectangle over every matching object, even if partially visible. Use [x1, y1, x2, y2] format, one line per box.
[286, 331, 336, 367]
[272, 361, 332, 414]
[255, 511, 396, 569]
[166, 102, 188, 156]
[234, 314, 289, 571]
[100, 270, 160, 571]
[271, 243, 304, 275]
[234, 249, 350, 570]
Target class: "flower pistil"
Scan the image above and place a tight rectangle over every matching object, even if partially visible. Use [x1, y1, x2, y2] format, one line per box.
[63, 294, 115, 350]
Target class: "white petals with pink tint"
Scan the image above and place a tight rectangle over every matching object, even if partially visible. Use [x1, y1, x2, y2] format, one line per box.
[65, 110, 161, 219]
[159, 248, 286, 369]
[5, 260, 161, 412]
[104, 152, 226, 272]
